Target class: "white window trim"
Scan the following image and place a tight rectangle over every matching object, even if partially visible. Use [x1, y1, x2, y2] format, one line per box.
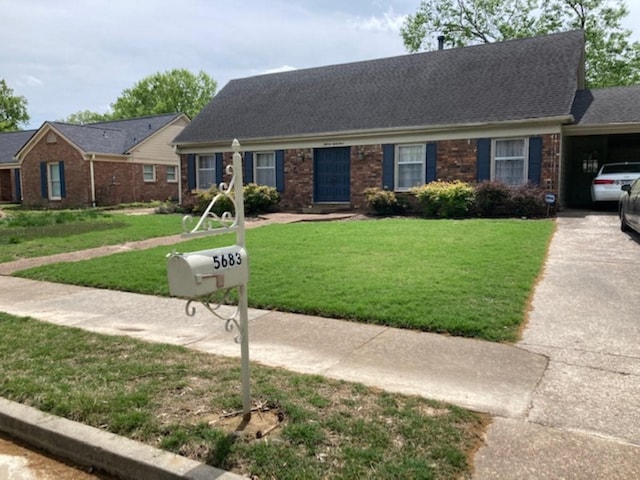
[143, 164, 156, 183]
[254, 151, 276, 187]
[394, 143, 426, 191]
[491, 137, 529, 186]
[48, 162, 62, 200]
[166, 165, 178, 183]
[196, 154, 216, 190]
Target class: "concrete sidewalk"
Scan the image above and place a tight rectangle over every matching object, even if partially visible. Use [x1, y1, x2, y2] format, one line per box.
[0, 211, 638, 478]
[0, 276, 546, 419]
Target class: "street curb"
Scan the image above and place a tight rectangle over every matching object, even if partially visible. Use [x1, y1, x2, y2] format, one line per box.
[0, 398, 244, 480]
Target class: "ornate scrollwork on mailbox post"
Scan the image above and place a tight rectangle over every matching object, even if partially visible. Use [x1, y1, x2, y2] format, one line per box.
[166, 139, 252, 419]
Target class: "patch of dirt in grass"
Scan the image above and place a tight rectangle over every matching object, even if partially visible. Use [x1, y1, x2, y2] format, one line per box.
[209, 408, 284, 440]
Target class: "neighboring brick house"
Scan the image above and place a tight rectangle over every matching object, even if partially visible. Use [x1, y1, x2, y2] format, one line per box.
[3, 113, 189, 208]
[172, 30, 640, 210]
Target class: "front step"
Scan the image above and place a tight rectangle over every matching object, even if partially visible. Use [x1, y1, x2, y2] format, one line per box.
[301, 203, 353, 214]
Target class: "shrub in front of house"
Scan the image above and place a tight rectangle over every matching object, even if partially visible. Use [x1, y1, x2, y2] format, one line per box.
[510, 183, 547, 218]
[193, 187, 235, 217]
[192, 184, 280, 217]
[473, 181, 513, 217]
[412, 180, 475, 218]
[363, 187, 405, 216]
[243, 183, 281, 216]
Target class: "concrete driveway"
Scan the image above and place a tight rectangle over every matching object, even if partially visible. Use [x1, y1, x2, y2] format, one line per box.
[474, 211, 640, 478]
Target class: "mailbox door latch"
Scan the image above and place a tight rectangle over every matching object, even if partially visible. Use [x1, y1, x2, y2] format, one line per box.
[195, 273, 225, 289]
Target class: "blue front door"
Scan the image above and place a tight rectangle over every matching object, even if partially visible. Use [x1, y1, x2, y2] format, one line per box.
[314, 147, 351, 202]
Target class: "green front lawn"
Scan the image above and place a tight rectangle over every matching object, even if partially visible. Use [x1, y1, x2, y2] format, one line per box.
[15, 218, 554, 342]
[0, 209, 183, 263]
[0, 312, 486, 479]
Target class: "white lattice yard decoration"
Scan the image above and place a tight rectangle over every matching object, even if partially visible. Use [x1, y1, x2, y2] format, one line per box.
[166, 139, 252, 419]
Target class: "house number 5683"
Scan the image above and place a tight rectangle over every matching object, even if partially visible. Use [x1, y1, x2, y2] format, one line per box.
[212, 252, 242, 270]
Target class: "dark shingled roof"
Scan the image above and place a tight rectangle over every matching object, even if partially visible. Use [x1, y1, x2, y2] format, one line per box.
[175, 30, 585, 145]
[0, 130, 36, 164]
[572, 86, 640, 125]
[50, 113, 182, 154]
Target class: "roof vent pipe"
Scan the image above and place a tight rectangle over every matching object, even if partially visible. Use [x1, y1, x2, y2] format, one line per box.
[438, 35, 445, 50]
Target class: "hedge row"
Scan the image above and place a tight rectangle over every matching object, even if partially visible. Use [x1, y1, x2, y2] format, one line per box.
[364, 181, 551, 218]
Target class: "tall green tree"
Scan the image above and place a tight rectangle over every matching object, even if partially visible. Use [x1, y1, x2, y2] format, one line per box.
[400, 0, 640, 88]
[110, 69, 217, 119]
[59, 109, 113, 124]
[0, 79, 30, 131]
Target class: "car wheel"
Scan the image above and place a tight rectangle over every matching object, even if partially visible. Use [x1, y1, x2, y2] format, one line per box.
[621, 212, 632, 232]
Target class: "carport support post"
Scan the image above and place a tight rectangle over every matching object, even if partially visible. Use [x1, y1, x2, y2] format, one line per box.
[232, 140, 252, 421]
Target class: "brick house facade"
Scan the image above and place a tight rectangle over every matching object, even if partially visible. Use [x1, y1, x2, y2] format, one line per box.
[13, 114, 188, 208]
[178, 132, 561, 213]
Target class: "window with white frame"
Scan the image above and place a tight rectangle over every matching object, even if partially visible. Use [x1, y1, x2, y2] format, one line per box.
[395, 144, 425, 191]
[254, 151, 276, 187]
[166, 166, 177, 183]
[197, 155, 216, 189]
[493, 138, 528, 186]
[143, 165, 156, 182]
[48, 162, 62, 199]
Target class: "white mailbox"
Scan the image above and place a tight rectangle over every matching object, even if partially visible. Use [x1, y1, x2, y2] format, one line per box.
[167, 245, 248, 298]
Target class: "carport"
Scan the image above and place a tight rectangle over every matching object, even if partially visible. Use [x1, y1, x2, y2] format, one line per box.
[561, 87, 640, 207]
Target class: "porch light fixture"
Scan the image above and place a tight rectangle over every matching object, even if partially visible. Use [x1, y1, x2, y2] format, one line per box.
[297, 152, 306, 161]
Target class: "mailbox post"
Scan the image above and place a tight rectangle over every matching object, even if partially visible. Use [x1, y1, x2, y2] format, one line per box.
[167, 139, 252, 420]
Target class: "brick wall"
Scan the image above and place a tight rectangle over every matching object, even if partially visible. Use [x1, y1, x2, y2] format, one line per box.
[282, 149, 313, 209]
[350, 145, 383, 209]
[94, 162, 178, 206]
[435, 139, 479, 183]
[540, 133, 561, 195]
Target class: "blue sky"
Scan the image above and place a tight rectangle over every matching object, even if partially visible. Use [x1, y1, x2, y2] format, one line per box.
[2, 0, 639, 130]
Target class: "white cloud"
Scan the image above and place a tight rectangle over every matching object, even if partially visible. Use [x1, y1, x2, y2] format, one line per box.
[16, 75, 43, 88]
[350, 9, 408, 33]
[261, 65, 298, 75]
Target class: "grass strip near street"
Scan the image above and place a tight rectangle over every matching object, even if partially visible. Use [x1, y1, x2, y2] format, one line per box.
[0, 313, 486, 479]
[0, 210, 183, 263]
[14, 218, 554, 342]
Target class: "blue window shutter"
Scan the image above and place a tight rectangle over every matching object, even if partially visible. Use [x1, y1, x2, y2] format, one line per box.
[276, 150, 285, 193]
[15, 169, 21, 200]
[382, 144, 394, 189]
[244, 152, 254, 183]
[59, 161, 66, 198]
[40, 162, 48, 198]
[215, 153, 223, 186]
[476, 138, 491, 182]
[187, 155, 196, 190]
[528, 137, 543, 186]
[426, 143, 437, 183]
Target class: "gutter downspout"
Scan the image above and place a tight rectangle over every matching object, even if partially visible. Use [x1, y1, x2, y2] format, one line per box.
[90, 154, 96, 207]
[174, 145, 182, 205]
